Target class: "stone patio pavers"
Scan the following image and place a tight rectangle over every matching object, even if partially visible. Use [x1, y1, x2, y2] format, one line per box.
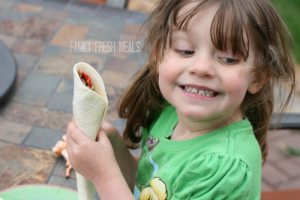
[56, 77, 74, 95]
[12, 70, 61, 106]
[0, 117, 32, 144]
[51, 23, 90, 48]
[13, 52, 38, 70]
[0, 0, 15, 11]
[87, 28, 119, 42]
[66, 12, 125, 32]
[101, 70, 132, 89]
[52, 157, 76, 180]
[263, 129, 300, 190]
[24, 126, 65, 150]
[4, 102, 73, 131]
[105, 57, 138, 74]
[0, 16, 61, 41]
[0, 141, 57, 189]
[0, 34, 17, 48]
[46, 93, 73, 113]
[33, 51, 105, 78]
[12, 38, 46, 55]
[15, 69, 29, 89]
[12, 3, 43, 14]
[40, 7, 68, 21]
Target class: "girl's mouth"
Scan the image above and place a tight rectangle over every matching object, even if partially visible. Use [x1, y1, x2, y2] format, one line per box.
[180, 85, 219, 98]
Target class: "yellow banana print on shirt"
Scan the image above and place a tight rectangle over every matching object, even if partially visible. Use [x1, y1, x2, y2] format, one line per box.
[139, 178, 168, 200]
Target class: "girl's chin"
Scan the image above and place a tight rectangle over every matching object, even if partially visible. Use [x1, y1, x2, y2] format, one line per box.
[176, 108, 216, 120]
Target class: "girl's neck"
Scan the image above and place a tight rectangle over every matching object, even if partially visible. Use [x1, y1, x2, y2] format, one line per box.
[170, 109, 243, 141]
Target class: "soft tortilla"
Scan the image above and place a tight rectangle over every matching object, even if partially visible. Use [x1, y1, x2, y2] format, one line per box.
[73, 62, 108, 200]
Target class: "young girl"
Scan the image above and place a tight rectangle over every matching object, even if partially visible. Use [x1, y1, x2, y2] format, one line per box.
[66, 0, 296, 199]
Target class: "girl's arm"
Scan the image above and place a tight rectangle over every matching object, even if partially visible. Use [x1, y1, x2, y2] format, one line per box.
[98, 120, 141, 192]
[93, 159, 136, 200]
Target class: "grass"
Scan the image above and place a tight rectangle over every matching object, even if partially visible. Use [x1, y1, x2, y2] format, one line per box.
[271, 0, 300, 64]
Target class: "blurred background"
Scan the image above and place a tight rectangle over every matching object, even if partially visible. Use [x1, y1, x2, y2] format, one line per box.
[0, 0, 299, 199]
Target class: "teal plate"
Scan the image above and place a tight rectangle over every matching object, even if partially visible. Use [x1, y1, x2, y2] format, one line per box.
[0, 184, 78, 200]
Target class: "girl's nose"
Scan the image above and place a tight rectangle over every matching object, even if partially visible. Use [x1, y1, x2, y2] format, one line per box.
[187, 55, 216, 78]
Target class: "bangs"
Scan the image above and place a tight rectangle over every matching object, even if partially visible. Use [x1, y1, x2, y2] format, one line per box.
[172, 0, 250, 60]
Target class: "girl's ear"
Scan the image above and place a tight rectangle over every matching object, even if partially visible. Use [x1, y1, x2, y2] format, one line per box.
[247, 73, 272, 94]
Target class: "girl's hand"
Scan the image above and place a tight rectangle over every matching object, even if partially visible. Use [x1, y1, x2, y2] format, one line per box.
[66, 119, 120, 185]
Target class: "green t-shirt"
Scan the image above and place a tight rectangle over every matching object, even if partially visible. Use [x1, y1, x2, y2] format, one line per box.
[134, 104, 262, 200]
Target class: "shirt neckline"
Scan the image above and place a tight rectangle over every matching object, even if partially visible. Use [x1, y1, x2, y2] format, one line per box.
[157, 112, 252, 152]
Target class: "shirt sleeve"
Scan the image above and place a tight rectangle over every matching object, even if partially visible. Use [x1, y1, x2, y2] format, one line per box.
[171, 153, 253, 200]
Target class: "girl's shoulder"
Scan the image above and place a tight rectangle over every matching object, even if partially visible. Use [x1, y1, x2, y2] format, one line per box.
[172, 152, 260, 200]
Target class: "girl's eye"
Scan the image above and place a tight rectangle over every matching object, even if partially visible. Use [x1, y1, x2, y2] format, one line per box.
[174, 49, 194, 56]
[220, 57, 238, 64]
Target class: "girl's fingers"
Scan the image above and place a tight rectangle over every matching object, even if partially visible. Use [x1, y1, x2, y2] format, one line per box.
[67, 121, 85, 145]
[67, 120, 95, 146]
[66, 126, 76, 153]
[66, 137, 72, 158]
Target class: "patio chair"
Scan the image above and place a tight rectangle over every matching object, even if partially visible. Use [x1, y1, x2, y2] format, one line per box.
[0, 41, 17, 106]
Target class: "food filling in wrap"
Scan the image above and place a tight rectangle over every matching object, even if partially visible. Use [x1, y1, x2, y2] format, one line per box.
[78, 69, 93, 90]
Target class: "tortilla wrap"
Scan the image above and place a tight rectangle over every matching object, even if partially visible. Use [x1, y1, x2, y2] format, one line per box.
[73, 62, 108, 200]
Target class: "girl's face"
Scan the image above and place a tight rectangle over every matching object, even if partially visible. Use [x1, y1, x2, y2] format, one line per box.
[158, 4, 259, 124]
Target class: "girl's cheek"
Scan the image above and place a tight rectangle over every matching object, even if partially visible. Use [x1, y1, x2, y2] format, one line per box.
[158, 70, 171, 92]
[158, 75, 169, 99]
[223, 75, 248, 100]
[159, 59, 179, 84]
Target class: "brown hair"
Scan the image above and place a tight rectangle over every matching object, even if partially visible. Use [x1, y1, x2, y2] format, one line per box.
[118, 0, 295, 165]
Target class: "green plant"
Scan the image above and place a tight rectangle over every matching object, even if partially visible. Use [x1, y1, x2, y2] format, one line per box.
[271, 0, 300, 63]
[279, 143, 300, 157]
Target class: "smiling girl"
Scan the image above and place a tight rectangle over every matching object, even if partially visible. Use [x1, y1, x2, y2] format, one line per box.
[66, 0, 295, 199]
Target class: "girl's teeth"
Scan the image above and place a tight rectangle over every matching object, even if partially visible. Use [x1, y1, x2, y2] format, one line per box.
[191, 88, 198, 94]
[184, 86, 216, 97]
[198, 90, 204, 95]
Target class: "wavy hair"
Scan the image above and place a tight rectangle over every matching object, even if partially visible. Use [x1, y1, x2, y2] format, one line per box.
[118, 0, 295, 165]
